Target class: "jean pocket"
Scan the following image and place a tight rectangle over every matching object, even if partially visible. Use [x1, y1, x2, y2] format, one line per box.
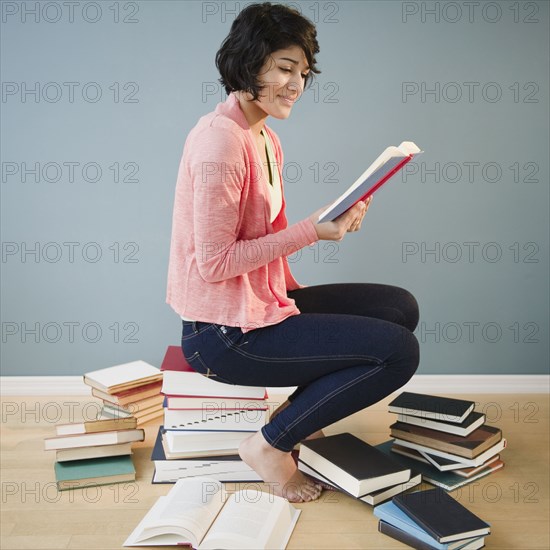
[185, 351, 234, 385]
[214, 324, 250, 349]
[181, 321, 215, 343]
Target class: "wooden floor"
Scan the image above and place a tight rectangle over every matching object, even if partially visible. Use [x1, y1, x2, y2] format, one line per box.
[1, 393, 548, 549]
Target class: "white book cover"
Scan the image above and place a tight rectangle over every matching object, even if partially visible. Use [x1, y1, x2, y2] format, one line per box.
[162, 370, 266, 399]
[84, 360, 162, 391]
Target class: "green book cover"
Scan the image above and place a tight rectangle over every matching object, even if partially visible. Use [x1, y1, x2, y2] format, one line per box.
[55, 455, 135, 488]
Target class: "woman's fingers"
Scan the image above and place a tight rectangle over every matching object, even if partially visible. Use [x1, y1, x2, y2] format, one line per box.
[310, 196, 373, 240]
[347, 196, 372, 232]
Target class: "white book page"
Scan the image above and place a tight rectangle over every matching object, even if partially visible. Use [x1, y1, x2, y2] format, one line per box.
[129, 477, 225, 546]
[327, 146, 405, 205]
[397, 141, 422, 155]
[199, 490, 292, 550]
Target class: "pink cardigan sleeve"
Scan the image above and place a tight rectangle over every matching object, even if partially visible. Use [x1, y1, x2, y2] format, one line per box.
[188, 126, 318, 283]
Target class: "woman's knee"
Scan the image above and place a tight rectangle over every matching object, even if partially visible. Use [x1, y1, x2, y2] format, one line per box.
[393, 327, 420, 383]
[405, 330, 420, 380]
[392, 286, 420, 332]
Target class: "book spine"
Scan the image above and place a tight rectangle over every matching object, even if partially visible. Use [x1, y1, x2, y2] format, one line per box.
[357, 154, 413, 204]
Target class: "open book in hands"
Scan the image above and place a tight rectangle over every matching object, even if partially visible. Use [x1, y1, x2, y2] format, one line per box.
[317, 141, 423, 223]
[123, 476, 301, 549]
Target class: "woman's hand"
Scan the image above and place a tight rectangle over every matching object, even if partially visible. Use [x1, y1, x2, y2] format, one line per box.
[309, 196, 373, 241]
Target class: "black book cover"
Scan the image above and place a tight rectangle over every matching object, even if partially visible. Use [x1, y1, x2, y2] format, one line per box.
[400, 411, 485, 432]
[378, 520, 438, 550]
[389, 392, 475, 421]
[299, 433, 409, 480]
[393, 488, 490, 543]
[298, 458, 421, 502]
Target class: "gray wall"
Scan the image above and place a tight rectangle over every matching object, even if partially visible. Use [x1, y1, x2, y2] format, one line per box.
[1, 1, 548, 375]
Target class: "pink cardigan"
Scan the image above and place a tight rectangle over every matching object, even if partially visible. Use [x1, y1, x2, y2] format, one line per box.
[166, 93, 319, 332]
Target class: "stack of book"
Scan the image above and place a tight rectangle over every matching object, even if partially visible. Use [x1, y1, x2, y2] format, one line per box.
[44, 417, 145, 490]
[150, 346, 269, 483]
[374, 488, 491, 549]
[84, 360, 164, 426]
[297, 432, 422, 505]
[381, 392, 505, 491]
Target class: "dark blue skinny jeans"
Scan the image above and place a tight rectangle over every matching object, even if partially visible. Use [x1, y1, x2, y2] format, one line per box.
[181, 283, 420, 452]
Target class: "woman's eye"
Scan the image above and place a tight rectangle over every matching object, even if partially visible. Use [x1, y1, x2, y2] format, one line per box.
[280, 68, 292, 73]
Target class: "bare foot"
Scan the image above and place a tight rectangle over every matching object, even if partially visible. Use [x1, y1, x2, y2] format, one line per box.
[239, 431, 323, 503]
[270, 399, 326, 441]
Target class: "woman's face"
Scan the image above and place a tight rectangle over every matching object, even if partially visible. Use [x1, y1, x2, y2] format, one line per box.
[252, 45, 310, 119]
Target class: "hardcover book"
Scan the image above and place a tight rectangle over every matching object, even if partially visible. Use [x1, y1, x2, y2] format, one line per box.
[452, 456, 503, 478]
[55, 417, 137, 436]
[91, 380, 163, 405]
[391, 436, 506, 468]
[44, 428, 145, 450]
[378, 521, 485, 550]
[161, 345, 194, 372]
[393, 488, 490, 543]
[317, 141, 423, 223]
[83, 360, 162, 394]
[396, 411, 485, 437]
[150, 427, 261, 483]
[388, 393, 475, 423]
[54, 455, 136, 490]
[375, 499, 486, 550]
[375, 500, 485, 549]
[297, 433, 410, 498]
[164, 406, 267, 432]
[389, 421, 502, 459]
[56, 442, 133, 462]
[101, 394, 165, 415]
[162, 370, 266, 400]
[298, 461, 421, 505]
[165, 394, 268, 411]
[161, 431, 245, 459]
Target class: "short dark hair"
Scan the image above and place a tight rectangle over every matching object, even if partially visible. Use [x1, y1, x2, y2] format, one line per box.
[215, 2, 321, 100]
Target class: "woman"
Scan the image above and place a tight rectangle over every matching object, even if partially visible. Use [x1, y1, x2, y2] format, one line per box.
[167, 2, 419, 503]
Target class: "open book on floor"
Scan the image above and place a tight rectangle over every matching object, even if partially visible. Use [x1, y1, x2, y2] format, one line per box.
[317, 141, 422, 223]
[123, 476, 300, 549]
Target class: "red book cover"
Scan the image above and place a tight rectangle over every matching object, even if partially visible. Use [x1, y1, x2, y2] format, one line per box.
[161, 345, 195, 373]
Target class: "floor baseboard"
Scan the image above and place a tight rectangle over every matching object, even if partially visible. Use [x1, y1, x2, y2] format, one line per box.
[0, 375, 548, 396]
